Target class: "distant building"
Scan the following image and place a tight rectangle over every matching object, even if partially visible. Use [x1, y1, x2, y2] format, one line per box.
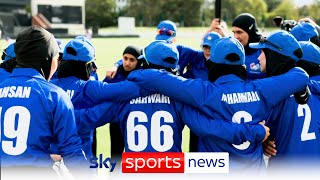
[31, 0, 85, 35]
[0, 0, 85, 37]
[0, 0, 31, 37]
[0, 0, 30, 13]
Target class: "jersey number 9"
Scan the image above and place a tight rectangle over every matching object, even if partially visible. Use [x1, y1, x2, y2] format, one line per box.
[0, 106, 30, 155]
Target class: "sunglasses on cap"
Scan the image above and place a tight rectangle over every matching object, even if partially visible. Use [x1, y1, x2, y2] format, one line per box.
[157, 29, 176, 36]
[260, 37, 282, 51]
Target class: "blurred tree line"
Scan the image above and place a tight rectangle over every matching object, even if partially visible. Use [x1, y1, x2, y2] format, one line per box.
[85, 0, 320, 28]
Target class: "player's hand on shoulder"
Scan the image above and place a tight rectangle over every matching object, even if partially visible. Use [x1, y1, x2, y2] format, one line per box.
[106, 66, 118, 80]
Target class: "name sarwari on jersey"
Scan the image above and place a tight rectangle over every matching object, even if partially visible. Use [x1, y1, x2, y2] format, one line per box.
[0, 86, 31, 98]
[221, 91, 260, 104]
[130, 93, 170, 104]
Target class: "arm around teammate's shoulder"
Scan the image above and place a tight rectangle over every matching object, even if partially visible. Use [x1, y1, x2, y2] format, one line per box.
[83, 80, 143, 103]
[128, 69, 213, 109]
[178, 104, 269, 145]
[74, 101, 120, 134]
[254, 67, 309, 107]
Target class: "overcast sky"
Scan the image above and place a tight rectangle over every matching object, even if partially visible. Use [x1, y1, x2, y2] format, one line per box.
[293, 0, 315, 7]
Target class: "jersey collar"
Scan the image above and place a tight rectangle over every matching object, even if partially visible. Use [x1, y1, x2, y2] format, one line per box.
[10, 68, 46, 81]
[214, 74, 245, 84]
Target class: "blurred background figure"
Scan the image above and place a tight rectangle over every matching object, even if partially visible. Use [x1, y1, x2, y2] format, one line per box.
[86, 29, 93, 40]
[208, 13, 266, 80]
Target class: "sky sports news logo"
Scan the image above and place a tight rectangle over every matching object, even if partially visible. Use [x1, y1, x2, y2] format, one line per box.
[90, 154, 118, 172]
[122, 152, 229, 173]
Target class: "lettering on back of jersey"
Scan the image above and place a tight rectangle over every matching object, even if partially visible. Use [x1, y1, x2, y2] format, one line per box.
[66, 89, 74, 99]
[221, 91, 260, 104]
[130, 93, 171, 104]
[0, 86, 31, 98]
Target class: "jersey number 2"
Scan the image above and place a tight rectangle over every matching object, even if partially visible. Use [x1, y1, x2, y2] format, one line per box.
[297, 104, 316, 141]
[0, 106, 30, 155]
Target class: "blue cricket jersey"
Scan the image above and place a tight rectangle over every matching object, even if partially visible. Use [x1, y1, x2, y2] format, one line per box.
[176, 45, 206, 78]
[182, 58, 209, 80]
[51, 69, 99, 81]
[267, 75, 320, 168]
[89, 70, 99, 81]
[50, 76, 143, 158]
[75, 93, 267, 153]
[0, 68, 85, 168]
[308, 77, 320, 95]
[176, 45, 209, 80]
[50, 70, 58, 80]
[0, 68, 11, 83]
[127, 67, 309, 172]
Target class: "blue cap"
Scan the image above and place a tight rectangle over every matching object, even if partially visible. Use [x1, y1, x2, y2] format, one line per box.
[201, 32, 222, 47]
[299, 41, 320, 64]
[2, 43, 16, 61]
[209, 37, 245, 65]
[56, 39, 65, 54]
[62, 38, 95, 62]
[291, 23, 318, 41]
[139, 41, 179, 69]
[74, 36, 95, 49]
[155, 20, 177, 42]
[249, 30, 301, 61]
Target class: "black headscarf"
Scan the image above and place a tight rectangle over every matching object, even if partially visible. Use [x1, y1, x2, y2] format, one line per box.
[232, 13, 262, 55]
[310, 35, 320, 48]
[263, 48, 308, 104]
[207, 52, 247, 82]
[297, 60, 320, 77]
[263, 48, 297, 77]
[0, 59, 17, 73]
[120, 45, 143, 77]
[208, 63, 247, 82]
[123, 45, 141, 59]
[14, 26, 59, 80]
[57, 60, 93, 81]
